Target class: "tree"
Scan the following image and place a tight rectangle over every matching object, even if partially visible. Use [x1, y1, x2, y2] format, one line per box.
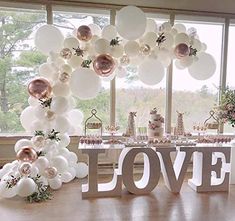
[0, 11, 46, 132]
[198, 85, 209, 98]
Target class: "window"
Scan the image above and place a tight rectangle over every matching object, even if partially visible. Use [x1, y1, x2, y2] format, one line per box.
[0, 7, 46, 134]
[116, 15, 169, 133]
[52, 7, 111, 128]
[224, 23, 235, 133]
[172, 17, 223, 133]
[0, 3, 232, 137]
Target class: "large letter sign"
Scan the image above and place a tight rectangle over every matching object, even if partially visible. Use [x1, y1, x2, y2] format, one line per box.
[82, 149, 122, 198]
[188, 147, 231, 192]
[120, 148, 161, 194]
[81, 146, 231, 199]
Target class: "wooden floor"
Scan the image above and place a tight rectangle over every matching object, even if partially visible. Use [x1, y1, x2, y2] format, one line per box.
[0, 175, 235, 221]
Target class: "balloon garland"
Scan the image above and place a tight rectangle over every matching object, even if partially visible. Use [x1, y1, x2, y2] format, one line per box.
[0, 5, 216, 202]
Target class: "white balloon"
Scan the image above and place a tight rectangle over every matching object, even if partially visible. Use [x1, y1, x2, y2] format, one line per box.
[48, 51, 60, 63]
[51, 96, 69, 115]
[116, 66, 127, 78]
[174, 33, 189, 45]
[54, 115, 70, 134]
[35, 24, 64, 55]
[63, 37, 79, 49]
[94, 38, 110, 54]
[58, 133, 70, 148]
[58, 147, 70, 156]
[124, 41, 140, 57]
[0, 168, 8, 179]
[145, 19, 157, 32]
[45, 137, 58, 150]
[192, 39, 202, 51]
[60, 64, 72, 74]
[138, 58, 165, 85]
[129, 55, 145, 66]
[175, 60, 186, 70]
[116, 6, 146, 40]
[68, 109, 84, 126]
[86, 44, 97, 58]
[34, 157, 49, 173]
[68, 126, 76, 136]
[201, 43, 207, 51]
[101, 71, 116, 81]
[28, 96, 39, 107]
[102, 25, 117, 40]
[142, 32, 158, 48]
[173, 23, 186, 33]
[188, 52, 216, 80]
[61, 172, 73, 183]
[67, 55, 83, 69]
[158, 48, 171, 63]
[14, 139, 33, 153]
[170, 28, 178, 36]
[52, 82, 71, 97]
[161, 57, 172, 68]
[187, 27, 197, 37]
[34, 105, 46, 120]
[2, 163, 14, 171]
[159, 22, 172, 32]
[70, 68, 101, 100]
[89, 24, 102, 36]
[75, 162, 88, 178]
[110, 45, 124, 58]
[30, 165, 39, 177]
[90, 35, 100, 45]
[39, 63, 56, 80]
[30, 119, 47, 132]
[66, 152, 78, 164]
[49, 176, 62, 190]
[75, 125, 83, 136]
[68, 167, 76, 179]
[161, 33, 174, 49]
[179, 56, 194, 67]
[0, 181, 17, 198]
[51, 156, 69, 173]
[20, 107, 37, 131]
[52, 57, 65, 70]
[17, 177, 36, 197]
[68, 97, 77, 111]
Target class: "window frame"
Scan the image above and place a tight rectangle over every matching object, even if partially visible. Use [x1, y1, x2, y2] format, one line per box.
[0, 0, 234, 138]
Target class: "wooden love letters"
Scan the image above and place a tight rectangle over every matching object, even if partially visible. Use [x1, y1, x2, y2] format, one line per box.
[81, 146, 231, 199]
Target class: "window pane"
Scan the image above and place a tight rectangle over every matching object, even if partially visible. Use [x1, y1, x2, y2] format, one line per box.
[53, 9, 110, 128]
[172, 18, 223, 133]
[224, 25, 235, 133]
[0, 7, 46, 134]
[116, 16, 169, 133]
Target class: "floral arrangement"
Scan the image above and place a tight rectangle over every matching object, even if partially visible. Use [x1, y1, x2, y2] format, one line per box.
[216, 87, 235, 127]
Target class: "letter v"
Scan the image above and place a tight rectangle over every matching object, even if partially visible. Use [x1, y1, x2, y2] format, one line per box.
[157, 147, 194, 193]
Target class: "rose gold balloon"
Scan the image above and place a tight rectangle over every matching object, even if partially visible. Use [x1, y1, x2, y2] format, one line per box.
[174, 43, 190, 59]
[19, 162, 32, 176]
[77, 25, 92, 42]
[60, 48, 72, 59]
[44, 167, 58, 179]
[93, 54, 115, 77]
[16, 147, 38, 163]
[28, 78, 52, 99]
[59, 72, 71, 83]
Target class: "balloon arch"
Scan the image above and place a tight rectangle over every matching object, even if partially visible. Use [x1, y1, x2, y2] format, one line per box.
[0, 5, 216, 202]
